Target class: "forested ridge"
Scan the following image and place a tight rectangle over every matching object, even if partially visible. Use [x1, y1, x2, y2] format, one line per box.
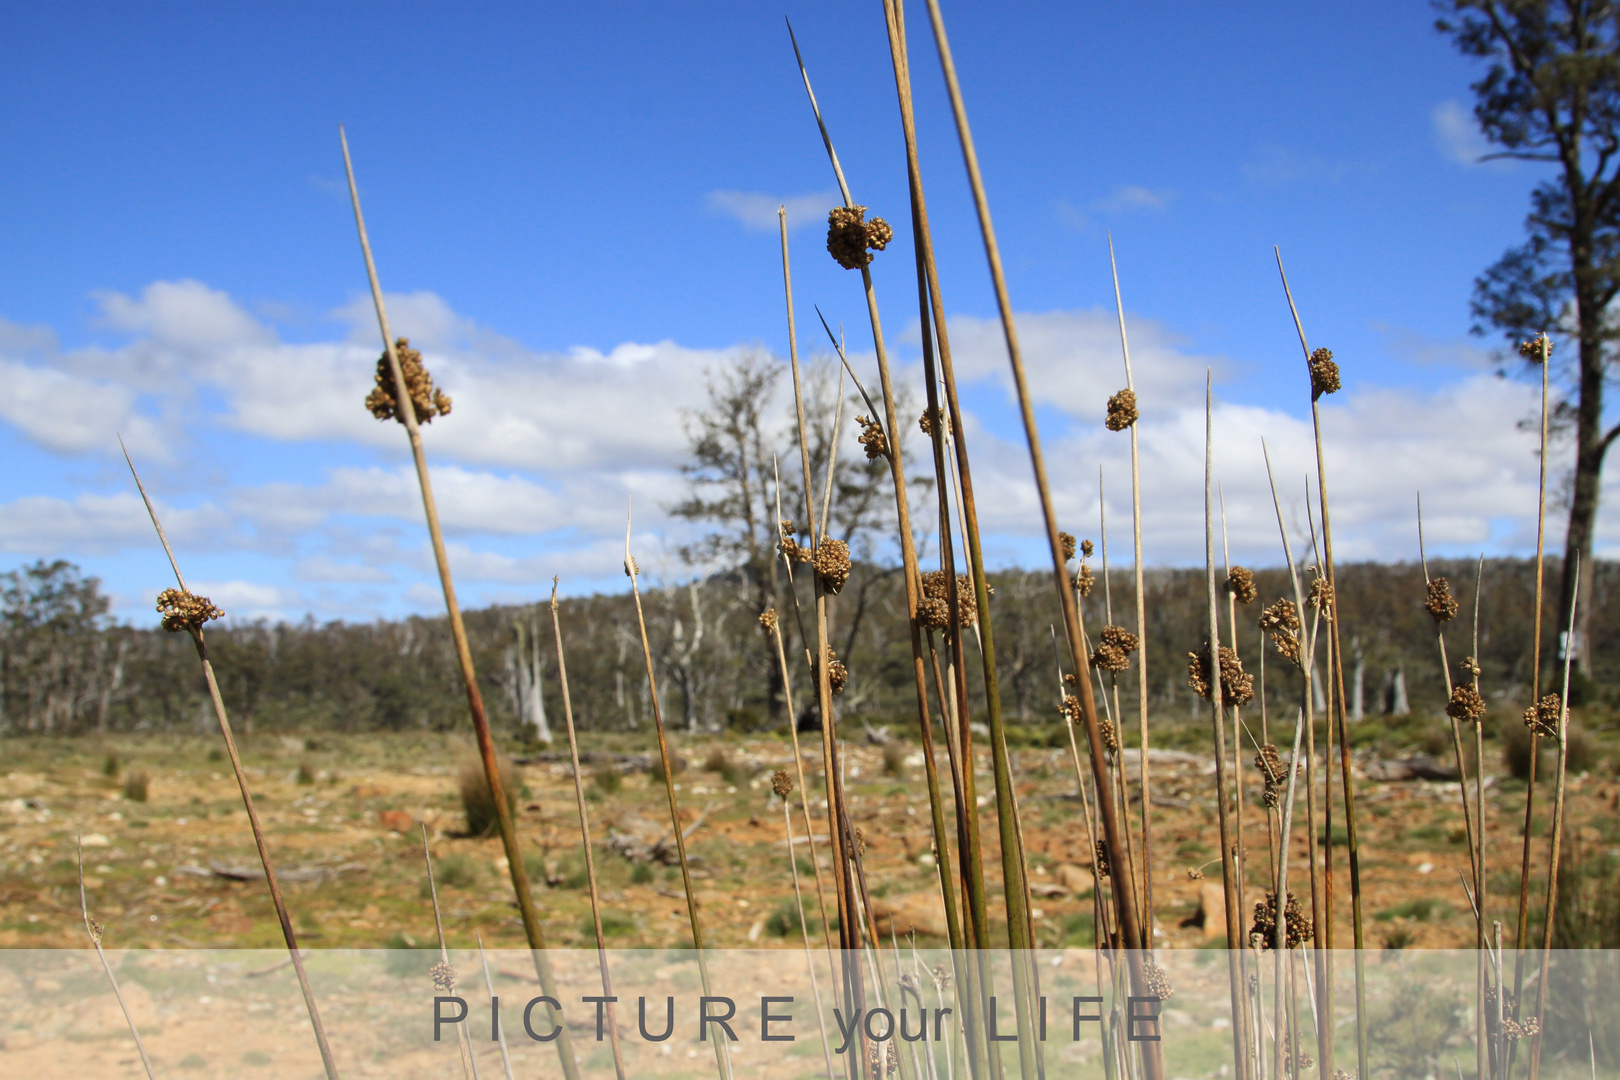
[3, 556, 1614, 740]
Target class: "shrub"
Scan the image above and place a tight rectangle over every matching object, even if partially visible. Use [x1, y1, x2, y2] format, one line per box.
[591, 754, 622, 794]
[457, 757, 517, 837]
[630, 863, 654, 885]
[296, 761, 315, 785]
[1504, 720, 1594, 779]
[701, 747, 743, 785]
[882, 741, 905, 777]
[123, 770, 150, 803]
[102, 752, 119, 778]
[434, 852, 480, 891]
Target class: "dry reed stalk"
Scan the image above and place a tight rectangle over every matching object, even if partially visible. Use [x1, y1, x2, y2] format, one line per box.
[119, 441, 340, 1080]
[337, 131, 578, 1078]
[775, 772, 839, 1080]
[1511, 334, 1553, 1049]
[1202, 377, 1252, 1080]
[775, 212, 864, 1052]
[1272, 715, 1308, 1080]
[1298, 489, 1332, 1075]
[914, 8, 1143, 1076]
[623, 510, 732, 1080]
[1468, 555, 1490, 1080]
[475, 933, 516, 1080]
[1416, 499, 1483, 893]
[1097, 474, 1145, 932]
[1530, 554, 1581, 1080]
[1274, 251, 1364, 1080]
[1106, 238, 1157, 939]
[77, 833, 156, 1080]
[422, 825, 479, 1080]
[548, 579, 627, 1080]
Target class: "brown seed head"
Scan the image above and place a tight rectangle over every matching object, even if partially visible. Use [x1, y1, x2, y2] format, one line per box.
[919, 570, 978, 629]
[1425, 577, 1459, 622]
[817, 647, 848, 696]
[1075, 563, 1095, 597]
[1308, 347, 1341, 398]
[155, 588, 224, 633]
[918, 406, 951, 437]
[1459, 655, 1482, 680]
[1307, 566, 1334, 614]
[1251, 890, 1312, 949]
[1187, 643, 1254, 706]
[623, 555, 639, 578]
[1227, 565, 1259, 604]
[1445, 684, 1486, 725]
[771, 770, 793, 798]
[1091, 642, 1130, 673]
[1058, 531, 1077, 562]
[1081, 539, 1094, 558]
[1518, 336, 1552, 364]
[1143, 958, 1174, 1001]
[430, 960, 457, 992]
[826, 205, 892, 270]
[759, 608, 778, 633]
[1259, 598, 1303, 667]
[778, 520, 811, 564]
[811, 538, 851, 594]
[1099, 715, 1119, 753]
[1523, 692, 1561, 738]
[855, 415, 888, 460]
[1186, 867, 1205, 881]
[1255, 743, 1300, 808]
[365, 339, 452, 425]
[1094, 839, 1111, 878]
[1105, 387, 1138, 431]
[1060, 694, 1082, 724]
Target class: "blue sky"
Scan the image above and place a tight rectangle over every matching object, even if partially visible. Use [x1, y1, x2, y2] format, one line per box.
[0, 1, 1605, 624]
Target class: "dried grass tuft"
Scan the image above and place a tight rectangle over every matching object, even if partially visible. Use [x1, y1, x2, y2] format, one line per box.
[458, 756, 517, 837]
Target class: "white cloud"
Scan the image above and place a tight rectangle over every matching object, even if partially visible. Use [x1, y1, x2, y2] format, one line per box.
[1242, 146, 1350, 186]
[1094, 186, 1173, 213]
[707, 189, 839, 232]
[2, 279, 1612, 622]
[1433, 100, 1496, 166]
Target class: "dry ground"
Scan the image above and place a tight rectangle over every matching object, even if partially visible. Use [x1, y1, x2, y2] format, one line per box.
[3, 728, 1617, 956]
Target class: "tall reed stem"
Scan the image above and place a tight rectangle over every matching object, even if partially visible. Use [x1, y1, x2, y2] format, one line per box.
[1512, 335, 1552, 1045]
[1530, 554, 1581, 1080]
[549, 579, 627, 1080]
[915, 9, 1150, 1078]
[624, 510, 732, 1080]
[780, 776, 838, 1080]
[1107, 238, 1156, 940]
[120, 442, 340, 1080]
[337, 130, 579, 1078]
[78, 833, 156, 1080]
[423, 825, 479, 1080]
[1203, 377, 1251, 1080]
[1275, 251, 1364, 1080]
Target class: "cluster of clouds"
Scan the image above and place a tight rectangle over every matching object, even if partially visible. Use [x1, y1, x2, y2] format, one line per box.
[0, 277, 1602, 623]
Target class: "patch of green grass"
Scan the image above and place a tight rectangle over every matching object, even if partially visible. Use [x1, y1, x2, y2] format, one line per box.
[630, 863, 653, 885]
[1377, 897, 1452, 922]
[242, 1050, 273, 1067]
[433, 852, 480, 891]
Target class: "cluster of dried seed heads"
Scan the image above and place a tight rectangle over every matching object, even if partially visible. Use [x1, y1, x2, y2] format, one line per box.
[1059, 531, 1077, 562]
[1307, 566, 1334, 614]
[156, 588, 224, 633]
[1094, 839, 1111, 878]
[1227, 565, 1258, 604]
[1446, 684, 1486, 724]
[811, 538, 851, 594]
[1060, 694, 1082, 723]
[826, 205, 893, 270]
[1518, 336, 1552, 363]
[623, 555, 639, 578]
[1251, 890, 1312, 949]
[1308, 347, 1341, 398]
[918, 406, 951, 437]
[1186, 866, 1205, 881]
[1091, 624, 1140, 673]
[1259, 598, 1303, 667]
[1098, 715, 1119, 753]
[818, 648, 848, 696]
[1459, 655, 1483, 679]
[1187, 643, 1254, 706]
[365, 339, 451, 425]
[1255, 743, 1298, 808]
[1425, 578, 1459, 622]
[758, 608, 778, 633]
[1282, 1030, 1315, 1078]
[771, 770, 793, 798]
[430, 960, 457, 992]
[855, 415, 887, 460]
[1143, 959, 1174, 1001]
[918, 570, 978, 630]
[778, 520, 810, 564]
[1105, 388, 1138, 431]
[1523, 693, 1562, 738]
[1081, 539, 1094, 558]
[1075, 563, 1096, 597]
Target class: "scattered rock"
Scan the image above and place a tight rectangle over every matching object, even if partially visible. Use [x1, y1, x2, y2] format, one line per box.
[871, 890, 948, 938]
[379, 809, 415, 833]
[1054, 863, 1095, 896]
[1179, 882, 1227, 940]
